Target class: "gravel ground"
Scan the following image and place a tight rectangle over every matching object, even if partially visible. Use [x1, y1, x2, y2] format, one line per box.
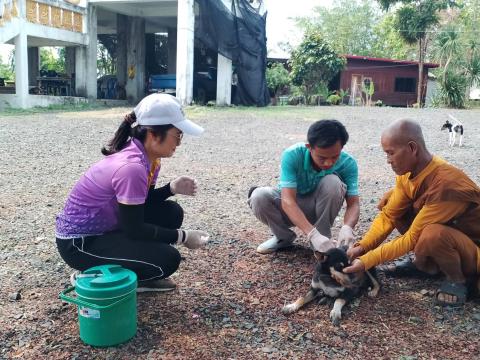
[1, 105, 480, 359]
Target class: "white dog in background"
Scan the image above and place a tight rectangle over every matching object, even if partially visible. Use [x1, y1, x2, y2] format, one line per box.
[441, 114, 464, 147]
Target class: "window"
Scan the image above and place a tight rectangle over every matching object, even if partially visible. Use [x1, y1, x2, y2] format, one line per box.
[395, 77, 416, 93]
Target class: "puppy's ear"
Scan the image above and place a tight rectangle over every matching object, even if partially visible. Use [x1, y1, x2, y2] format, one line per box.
[314, 251, 326, 262]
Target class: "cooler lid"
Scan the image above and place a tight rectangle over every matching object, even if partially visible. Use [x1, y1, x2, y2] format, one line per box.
[75, 264, 137, 299]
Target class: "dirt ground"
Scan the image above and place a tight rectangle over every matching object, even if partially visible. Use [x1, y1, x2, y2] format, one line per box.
[1, 105, 480, 360]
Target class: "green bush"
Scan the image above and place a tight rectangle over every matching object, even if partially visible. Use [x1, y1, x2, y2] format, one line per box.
[289, 30, 345, 99]
[266, 63, 290, 98]
[440, 70, 468, 108]
[288, 85, 306, 105]
[427, 92, 443, 108]
[327, 94, 341, 105]
[338, 88, 349, 104]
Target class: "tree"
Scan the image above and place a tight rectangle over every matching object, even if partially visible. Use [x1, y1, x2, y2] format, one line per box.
[466, 46, 480, 91]
[459, 0, 480, 98]
[377, 0, 458, 106]
[97, 35, 117, 76]
[295, 0, 383, 56]
[372, 14, 417, 59]
[433, 25, 461, 80]
[40, 47, 65, 74]
[427, 1, 480, 107]
[266, 63, 290, 99]
[0, 54, 14, 80]
[289, 30, 346, 102]
[97, 43, 115, 76]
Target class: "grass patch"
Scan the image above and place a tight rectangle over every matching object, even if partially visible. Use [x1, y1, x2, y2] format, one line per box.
[466, 100, 480, 109]
[0, 102, 111, 116]
[186, 104, 333, 120]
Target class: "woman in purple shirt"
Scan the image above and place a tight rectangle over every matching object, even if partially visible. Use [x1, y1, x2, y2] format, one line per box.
[56, 94, 209, 292]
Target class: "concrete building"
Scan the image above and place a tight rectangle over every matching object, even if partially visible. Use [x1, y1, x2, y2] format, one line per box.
[0, 0, 238, 109]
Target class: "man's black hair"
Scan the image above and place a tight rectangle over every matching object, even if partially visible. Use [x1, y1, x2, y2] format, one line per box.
[307, 119, 349, 148]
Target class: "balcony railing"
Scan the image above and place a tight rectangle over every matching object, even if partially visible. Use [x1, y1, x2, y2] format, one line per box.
[0, 0, 85, 32]
[0, 0, 20, 26]
[25, 0, 84, 32]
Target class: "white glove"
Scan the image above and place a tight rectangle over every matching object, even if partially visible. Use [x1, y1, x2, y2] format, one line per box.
[177, 230, 210, 249]
[338, 224, 355, 247]
[170, 176, 197, 196]
[307, 228, 335, 253]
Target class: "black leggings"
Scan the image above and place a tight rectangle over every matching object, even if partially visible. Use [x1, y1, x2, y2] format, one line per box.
[56, 200, 183, 282]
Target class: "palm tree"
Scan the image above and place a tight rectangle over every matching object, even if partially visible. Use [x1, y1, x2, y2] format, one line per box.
[465, 40, 480, 96]
[432, 24, 480, 107]
[433, 25, 461, 82]
[377, 0, 458, 107]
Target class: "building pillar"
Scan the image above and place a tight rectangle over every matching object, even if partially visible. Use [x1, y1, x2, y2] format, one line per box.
[14, 32, 29, 108]
[28, 47, 39, 87]
[65, 47, 76, 78]
[176, 0, 194, 105]
[75, 46, 87, 97]
[116, 14, 127, 100]
[216, 54, 232, 106]
[125, 16, 145, 104]
[86, 4, 97, 100]
[65, 47, 75, 95]
[167, 27, 177, 74]
[145, 33, 156, 76]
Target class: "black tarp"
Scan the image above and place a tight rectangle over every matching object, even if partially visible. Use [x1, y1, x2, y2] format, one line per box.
[194, 0, 270, 106]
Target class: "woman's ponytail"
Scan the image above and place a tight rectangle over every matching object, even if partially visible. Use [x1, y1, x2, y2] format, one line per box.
[101, 112, 136, 155]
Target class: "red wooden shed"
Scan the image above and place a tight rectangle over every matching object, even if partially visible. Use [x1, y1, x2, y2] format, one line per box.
[335, 55, 439, 107]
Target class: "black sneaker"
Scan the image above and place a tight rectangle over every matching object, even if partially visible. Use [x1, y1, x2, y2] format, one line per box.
[137, 278, 177, 293]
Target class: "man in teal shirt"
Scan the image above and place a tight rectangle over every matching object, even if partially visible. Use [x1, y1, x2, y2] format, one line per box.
[248, 119, 360, 254]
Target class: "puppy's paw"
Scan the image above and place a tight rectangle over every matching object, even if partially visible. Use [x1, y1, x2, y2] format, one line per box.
[317, 296, 328, 305]
[282, 303, 298, 315]
[368, 286, 380, 298]
[329, 308, 342, 326]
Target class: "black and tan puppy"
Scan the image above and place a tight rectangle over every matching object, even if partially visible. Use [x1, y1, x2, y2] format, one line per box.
[282, 246, 380, 325]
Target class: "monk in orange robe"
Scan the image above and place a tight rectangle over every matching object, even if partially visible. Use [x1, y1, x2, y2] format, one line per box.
[344, 119, 480, 306]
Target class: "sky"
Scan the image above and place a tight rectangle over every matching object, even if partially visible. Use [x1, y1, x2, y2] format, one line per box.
[263, 0, 332, 58]
[0, 0, 330, 63]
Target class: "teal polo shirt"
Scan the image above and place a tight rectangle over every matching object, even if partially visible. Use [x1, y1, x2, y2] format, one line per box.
[279, 143, 359, 196]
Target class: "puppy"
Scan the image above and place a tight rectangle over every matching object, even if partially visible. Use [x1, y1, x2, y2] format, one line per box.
[441, 114, 464, 147]
[282, 247, 380, 325]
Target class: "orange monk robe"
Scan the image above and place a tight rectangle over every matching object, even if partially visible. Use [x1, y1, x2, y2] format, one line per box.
[358, 156, 480, 271]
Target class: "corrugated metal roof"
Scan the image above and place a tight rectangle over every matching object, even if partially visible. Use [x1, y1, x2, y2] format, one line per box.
[344, 54, 439, 68]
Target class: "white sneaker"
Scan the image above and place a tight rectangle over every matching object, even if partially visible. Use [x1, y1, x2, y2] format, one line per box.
[256, 236, 294, 254]
[70, 270, 81, 287]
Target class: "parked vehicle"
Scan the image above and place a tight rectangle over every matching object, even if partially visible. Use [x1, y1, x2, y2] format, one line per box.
[147, 67, 220, 105]
[147, 74, 176, 94]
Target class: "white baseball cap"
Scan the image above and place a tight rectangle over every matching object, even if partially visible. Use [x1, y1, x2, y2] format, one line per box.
[133, 93, 204, 136]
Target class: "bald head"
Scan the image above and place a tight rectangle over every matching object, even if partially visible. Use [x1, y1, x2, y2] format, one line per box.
[381, 119, 432, 177]
[381, 119, 426, 150]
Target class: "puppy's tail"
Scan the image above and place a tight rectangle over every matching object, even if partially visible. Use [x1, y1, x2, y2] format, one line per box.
[448, 114, 461, 124]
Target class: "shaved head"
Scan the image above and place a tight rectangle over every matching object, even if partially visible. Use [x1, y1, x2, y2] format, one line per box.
[381, 119, 426, 149]
[381, 119, 432, 177]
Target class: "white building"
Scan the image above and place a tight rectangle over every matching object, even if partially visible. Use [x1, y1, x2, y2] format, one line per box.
[0, 0, 238, 109]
